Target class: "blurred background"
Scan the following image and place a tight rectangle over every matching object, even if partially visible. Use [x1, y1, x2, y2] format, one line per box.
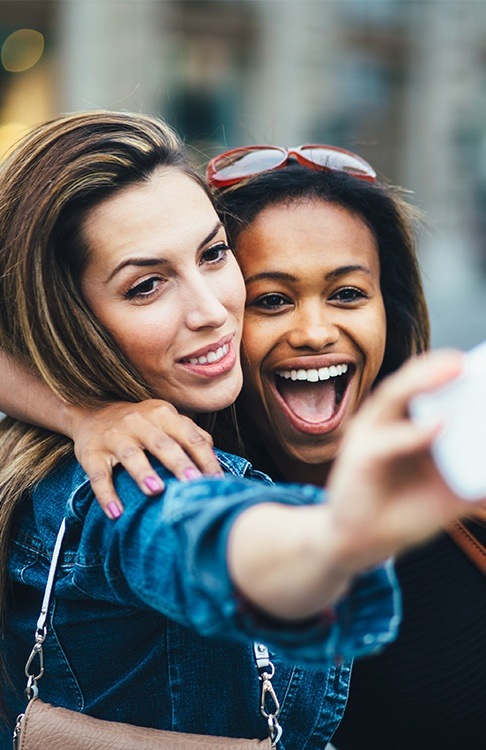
[1, 0, 486, 349]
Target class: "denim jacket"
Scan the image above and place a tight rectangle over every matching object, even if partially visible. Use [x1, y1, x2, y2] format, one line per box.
[1, 450, 400, 749]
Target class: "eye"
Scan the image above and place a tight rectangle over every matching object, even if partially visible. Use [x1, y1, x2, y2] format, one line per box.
[201, 242, 230, 265]
[124, 276, 163, 300]
[330, 286, 368, 304]
[251, 293, 292, 311]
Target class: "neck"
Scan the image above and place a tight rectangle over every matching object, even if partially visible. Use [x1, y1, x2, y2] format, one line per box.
[229, 405, 333, 487]
[263, 443, 332, 487]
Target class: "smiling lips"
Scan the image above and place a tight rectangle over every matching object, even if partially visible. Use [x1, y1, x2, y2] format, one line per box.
[179, 337, 237, 378]
[273, 363, 351, 428]
[186, 343, 229, 365]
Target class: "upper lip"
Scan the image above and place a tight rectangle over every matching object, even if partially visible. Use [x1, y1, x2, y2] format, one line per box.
[179, 333, 234, 362]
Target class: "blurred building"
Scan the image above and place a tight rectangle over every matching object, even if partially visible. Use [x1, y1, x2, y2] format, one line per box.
[1, 0, 486, 348]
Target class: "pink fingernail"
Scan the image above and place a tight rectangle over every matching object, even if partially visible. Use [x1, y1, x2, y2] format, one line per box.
[183, 467, 203, 481]
[144, 475, 163, 493]
[107, 502, 123, 519]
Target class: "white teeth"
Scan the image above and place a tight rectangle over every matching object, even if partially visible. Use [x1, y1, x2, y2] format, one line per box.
[276, 363, 348, 382]
[187, 344, 228, 366]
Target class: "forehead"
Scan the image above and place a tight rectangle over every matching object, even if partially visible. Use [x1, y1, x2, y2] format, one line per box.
[235, 199, 379, 274]
[83, 168, 216, 262]
[86, 168, 211, 225]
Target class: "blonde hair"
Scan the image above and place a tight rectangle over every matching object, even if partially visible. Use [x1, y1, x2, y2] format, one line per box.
[0, 111, 205, 621]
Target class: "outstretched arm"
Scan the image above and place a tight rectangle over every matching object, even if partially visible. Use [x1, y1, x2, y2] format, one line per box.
[227, 351, 479, 621]
[0, 350, 221, 517]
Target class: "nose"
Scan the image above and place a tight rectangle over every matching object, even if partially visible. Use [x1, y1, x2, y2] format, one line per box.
[184, 275, 228, 331]
[286, 301, 339, 351]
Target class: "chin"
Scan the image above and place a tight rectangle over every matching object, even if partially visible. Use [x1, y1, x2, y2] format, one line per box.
[289, 442, 339, 467]
[196, 383, 243, 414]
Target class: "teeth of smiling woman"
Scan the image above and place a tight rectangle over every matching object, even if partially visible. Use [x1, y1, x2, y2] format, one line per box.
[276, 364, 348, 382]
[188, 344, 229, 366]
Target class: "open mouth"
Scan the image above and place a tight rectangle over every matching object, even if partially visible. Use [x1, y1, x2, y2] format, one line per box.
[274, 363, 352, 425]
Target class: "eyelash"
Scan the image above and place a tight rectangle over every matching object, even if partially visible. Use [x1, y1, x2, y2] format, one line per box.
[201, 241, 230, 265]
[124, 242, 230, 300]
[124, 276, 162, 300]
[330, 287, 368, 303]
[251, 286, 368, 311]
[251, 293, 291, 311]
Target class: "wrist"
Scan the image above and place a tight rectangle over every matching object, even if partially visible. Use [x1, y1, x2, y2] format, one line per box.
[62, 401, 91, 440]
[229, 503, 355, 620]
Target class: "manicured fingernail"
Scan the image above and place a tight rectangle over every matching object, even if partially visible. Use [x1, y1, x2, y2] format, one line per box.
[183, 467, 202, 481]
[144, 475, 163, 493]
[107, 502, 123, 519]
[214, 470, 224, 478]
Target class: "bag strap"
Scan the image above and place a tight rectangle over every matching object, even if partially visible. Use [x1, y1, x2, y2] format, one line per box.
[253, 643, 282, 747]
[448, 511, 486, 576]
[21, 518, 282, 747]
[23, 518, 66, 701]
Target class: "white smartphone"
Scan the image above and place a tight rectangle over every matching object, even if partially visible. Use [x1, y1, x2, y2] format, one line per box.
[409, 340, 486, 501]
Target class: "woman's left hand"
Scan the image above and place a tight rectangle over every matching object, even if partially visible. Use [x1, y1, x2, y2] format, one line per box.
[70, 400, 221, 518]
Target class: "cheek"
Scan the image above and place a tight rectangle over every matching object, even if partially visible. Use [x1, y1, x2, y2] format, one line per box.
[361, 304, 387, 375]
[239, 333, 264, 406]
[229, 280, 246, 319]
[241, 317, 258, 353]
[107, 309, 173, 367]
[240, 318, 279, 402]
[241, 315, 266, 366]
[221, 258, 246, 317]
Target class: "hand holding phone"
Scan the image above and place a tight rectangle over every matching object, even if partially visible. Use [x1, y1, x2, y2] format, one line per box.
[409, 340, 486, 501]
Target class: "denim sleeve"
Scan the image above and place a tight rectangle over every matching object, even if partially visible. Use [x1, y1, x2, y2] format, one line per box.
[67, 467, 401, 667]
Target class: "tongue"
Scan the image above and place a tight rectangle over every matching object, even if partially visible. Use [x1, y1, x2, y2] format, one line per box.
[277, 379, 336, 423]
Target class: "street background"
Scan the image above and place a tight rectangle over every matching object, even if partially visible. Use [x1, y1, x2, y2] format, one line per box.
[1, 0, 486, 350]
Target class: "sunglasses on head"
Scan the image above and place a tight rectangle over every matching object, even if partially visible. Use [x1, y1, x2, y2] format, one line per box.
[206, 144, 377, 188]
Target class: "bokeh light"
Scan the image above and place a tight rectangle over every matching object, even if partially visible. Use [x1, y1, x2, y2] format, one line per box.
[0, 123, 29, 161]
[1, 29, 45, 73]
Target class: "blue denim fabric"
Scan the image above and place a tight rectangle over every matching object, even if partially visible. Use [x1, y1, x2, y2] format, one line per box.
[1, 450, 400, 750]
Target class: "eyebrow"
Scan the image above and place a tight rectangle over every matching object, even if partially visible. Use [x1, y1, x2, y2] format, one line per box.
[325, 264, 373, 280]
[244, 264, 372, 285]
[106, 221, 223, 282]
[244, 271, 297, 284]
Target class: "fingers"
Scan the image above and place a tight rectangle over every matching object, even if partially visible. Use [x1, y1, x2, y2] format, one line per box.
[108, 423, 216, 490]
[360, 420, 441, 465]
[359, 350, 465, 426]
[339, 351, 465, 488]
[149, 415, 221, 478]
[71, 400, 221, 519]
[109, 406, 220, 482]
[75, 449, 125, 520]
[326, 350, 474, 569]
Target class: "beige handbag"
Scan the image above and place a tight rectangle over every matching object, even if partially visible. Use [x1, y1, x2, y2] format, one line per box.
[13, 698, 271, 749]
[13, 519, 280, 749]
